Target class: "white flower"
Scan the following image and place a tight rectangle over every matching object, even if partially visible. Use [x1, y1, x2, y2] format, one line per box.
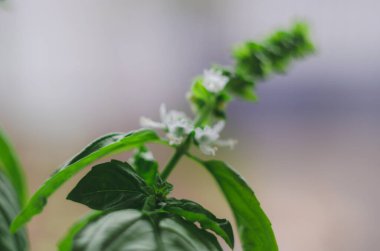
[194, 120, 237, 155]
[202, 69, 229, 93]
[140, 104, 194, 145]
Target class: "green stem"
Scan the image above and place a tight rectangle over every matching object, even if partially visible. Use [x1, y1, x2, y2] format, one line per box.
[161, 136, 191, 180]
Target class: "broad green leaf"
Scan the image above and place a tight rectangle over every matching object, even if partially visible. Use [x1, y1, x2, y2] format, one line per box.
[11, 129, 159, 232]
[130, 146, 159, 187]
[163, 198, 234, 249]
[71, 209, 222, 251]
[58, 211, 103, 251]
[0, 171, 28, 251]
[67, 160, 152, 211]
[0, 129, 27, 206]
[199, 160, 278, 251]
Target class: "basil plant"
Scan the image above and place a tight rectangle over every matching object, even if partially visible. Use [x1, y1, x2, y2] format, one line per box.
[5, 22, 314, 251]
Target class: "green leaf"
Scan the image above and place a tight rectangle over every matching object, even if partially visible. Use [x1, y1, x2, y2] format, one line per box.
[58, 211, 103, 251]
[0, 171, 28, 251]
[163, 198, 234, 249]
[0, 129, 27, 206]
[130, 146, 159, 187]
[199, 160, 278, 251]
[71, 209, 223, 251]
[11, 129, 159, 232]
[67, 160, 152, 211]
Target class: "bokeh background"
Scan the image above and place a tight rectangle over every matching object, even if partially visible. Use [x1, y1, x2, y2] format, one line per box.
[1, 0, 379, 250]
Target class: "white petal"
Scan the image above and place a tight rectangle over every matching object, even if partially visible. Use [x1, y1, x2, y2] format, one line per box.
[215, 139, 238, 149]
[212, 120, 225, 134]
[194, 127, 204, 138]
[202, 69, 229, 93]
[167, 119, 194, 137]
[194, 125, 218, 144]
[200, 144, 217, 156]
[140, 117, 165, 129]
[194, 127, 208, 143]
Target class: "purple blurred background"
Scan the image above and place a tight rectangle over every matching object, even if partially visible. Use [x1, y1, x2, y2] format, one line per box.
[1, 0, 379, 250]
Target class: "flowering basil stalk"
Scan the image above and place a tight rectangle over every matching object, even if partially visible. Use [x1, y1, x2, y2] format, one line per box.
[7, 22, 314, 251]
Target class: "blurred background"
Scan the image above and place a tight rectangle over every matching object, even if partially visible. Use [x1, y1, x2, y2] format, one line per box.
[1, 0, 379, 250]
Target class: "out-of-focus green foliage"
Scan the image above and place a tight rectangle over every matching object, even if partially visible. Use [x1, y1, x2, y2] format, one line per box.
[0, 129, 28, 251]
[0, 129, 28, 206]
[232, 22, 314, 80]
[0, 171, 28, 251]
